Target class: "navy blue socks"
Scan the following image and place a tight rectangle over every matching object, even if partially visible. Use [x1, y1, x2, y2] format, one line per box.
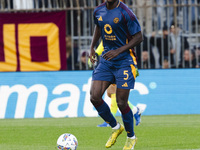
[94, 99, 117, 128]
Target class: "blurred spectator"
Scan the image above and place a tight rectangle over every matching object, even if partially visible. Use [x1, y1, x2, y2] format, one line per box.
[170, 23, 189, 68]
[136, 0, 152, 34]
[162, 57, 169, 69]
[13, 0, 33, 9]
[35, 0, 48, 8]
[136, 34, 155, 69]
[150, 26, 174, 68]
[154, 0, 169, 30]
[194, 46, 200, 68]
[141, 51, 149, 69]
[0, 0, 13, 9]
[182, 0, 199, 32]
[180, 49, 197, 68]
[75, 51, 92, 70]
[154, 0, 199, 33]
[66, 36, 78, 70]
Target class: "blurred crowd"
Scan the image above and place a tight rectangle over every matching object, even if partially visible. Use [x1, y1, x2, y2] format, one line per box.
[66, 24, 200, 70]
[65, 0, 200, 70]
[136, 23, 200, 69]
[1, 0, 199, 70]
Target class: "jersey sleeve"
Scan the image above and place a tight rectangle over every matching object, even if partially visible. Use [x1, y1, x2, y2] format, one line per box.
[125, 10, 141, 36]
[93, 11, 99, 26]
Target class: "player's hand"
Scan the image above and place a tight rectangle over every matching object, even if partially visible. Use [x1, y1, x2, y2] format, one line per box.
[89, 48, 98, 64]
[102, 50, 119, 61]
[88, 52, 98, 67]
[88, 58, 93, 68]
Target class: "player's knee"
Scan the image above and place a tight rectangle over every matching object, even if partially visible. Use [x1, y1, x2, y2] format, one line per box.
[90, 92, 101, 106]
[117, 101, 127, 112]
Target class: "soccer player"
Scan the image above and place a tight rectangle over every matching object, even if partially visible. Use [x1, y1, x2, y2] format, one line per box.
[89, 41, 147, 127]
[89, 0, 143, 149]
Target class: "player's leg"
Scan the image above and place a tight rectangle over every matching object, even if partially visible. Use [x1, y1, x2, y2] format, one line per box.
[116, 88, 134, 137]
[90, 80, 117, 128]
[108, 84, 145, 125]
[115, 64, 138, 150]
[98, 84, 146, 127]
[108, 84, 118, 117]
[97, 84, 117, 127]
[127, 101, 140, 126]
[128, 101, 143, 126]
[91, 81, 124, 148]
[133, 103, 147, 126]
[100, 85, 124, 148]
[108, 85, 145, 126]
[116, 88, 137, 150]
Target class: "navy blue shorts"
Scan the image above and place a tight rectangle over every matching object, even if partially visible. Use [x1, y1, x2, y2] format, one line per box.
[92, 62, 136, 89]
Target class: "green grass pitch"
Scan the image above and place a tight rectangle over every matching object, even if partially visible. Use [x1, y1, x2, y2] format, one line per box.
[0, 115, 200, 150]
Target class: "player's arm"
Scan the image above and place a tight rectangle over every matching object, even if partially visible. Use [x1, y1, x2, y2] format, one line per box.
[118, 31, 143, 54]
[103, 31, 143, 61]
[90, 25, 101, 64]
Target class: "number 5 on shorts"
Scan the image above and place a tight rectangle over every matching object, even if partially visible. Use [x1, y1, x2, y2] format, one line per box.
[124, 70, 129, 80]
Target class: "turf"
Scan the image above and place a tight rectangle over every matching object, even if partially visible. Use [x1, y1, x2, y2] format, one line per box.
[0, 115, 200, 150]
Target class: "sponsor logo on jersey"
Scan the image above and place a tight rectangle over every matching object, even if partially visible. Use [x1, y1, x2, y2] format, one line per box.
[104, 24, 112, 34]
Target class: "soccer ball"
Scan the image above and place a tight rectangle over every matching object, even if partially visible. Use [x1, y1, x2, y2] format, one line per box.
[57, 133, 78, 150]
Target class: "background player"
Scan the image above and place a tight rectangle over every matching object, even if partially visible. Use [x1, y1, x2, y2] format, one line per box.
[89, 0, 143, 149]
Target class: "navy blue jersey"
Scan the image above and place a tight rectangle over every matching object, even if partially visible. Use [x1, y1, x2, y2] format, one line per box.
[93, 1, 141, 66]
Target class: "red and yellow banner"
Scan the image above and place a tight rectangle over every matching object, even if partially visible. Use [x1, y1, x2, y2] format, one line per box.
[0, 11, 66, 72]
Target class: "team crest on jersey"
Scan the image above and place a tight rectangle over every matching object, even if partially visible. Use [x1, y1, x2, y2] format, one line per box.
[113, 17, 119, 24]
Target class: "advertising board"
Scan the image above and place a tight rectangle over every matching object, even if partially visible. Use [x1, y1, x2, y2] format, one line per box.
[0, 69, 199, 119]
